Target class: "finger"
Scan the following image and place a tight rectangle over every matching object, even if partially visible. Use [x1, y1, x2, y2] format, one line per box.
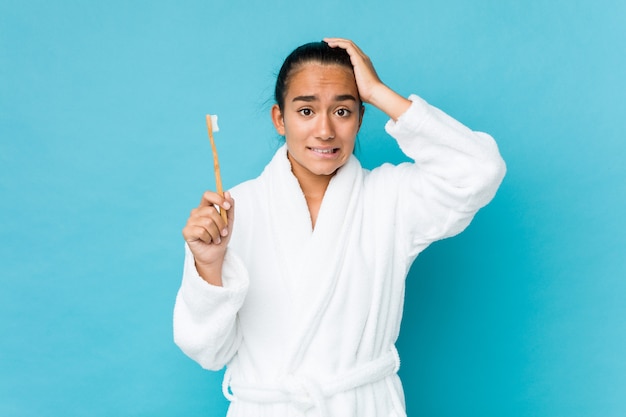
[323, 37, 353, 46]
[324, 38, 372, 74]
[198, 190, 232, 228]
[185, 206, 228, 243]
[183, 224, 216, 245]
[324, 38, 365, 57]
[200, 205, 229, 235]
[216, 190, 233, 229]
[223, 191, 235, 236]
[198, 190, 231, 210]
[185, 216, 224, 245]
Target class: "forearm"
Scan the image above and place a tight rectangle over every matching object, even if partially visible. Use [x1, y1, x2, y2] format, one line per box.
[173, 246, 249, 370]
[367, 83, 412, 122]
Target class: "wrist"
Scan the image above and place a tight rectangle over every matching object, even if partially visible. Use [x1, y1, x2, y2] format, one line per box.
[366, 84, 411, 121]
[195, 258, 225, 286]
[363, 82, 388, 106]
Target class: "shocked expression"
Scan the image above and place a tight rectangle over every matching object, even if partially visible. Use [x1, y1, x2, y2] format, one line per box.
[272, 63, 364, 181]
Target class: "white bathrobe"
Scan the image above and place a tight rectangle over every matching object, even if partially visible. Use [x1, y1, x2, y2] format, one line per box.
[173, 95, 506, 417]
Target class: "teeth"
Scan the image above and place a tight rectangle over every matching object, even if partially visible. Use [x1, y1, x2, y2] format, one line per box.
[312, 148, 335, 154]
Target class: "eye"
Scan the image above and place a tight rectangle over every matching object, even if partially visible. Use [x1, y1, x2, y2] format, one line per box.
[298, 108, 313, 117]
[335, 108, 351, 117]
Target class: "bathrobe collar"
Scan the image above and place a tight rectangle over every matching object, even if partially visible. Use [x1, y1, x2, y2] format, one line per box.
[263, 144, 364, 371]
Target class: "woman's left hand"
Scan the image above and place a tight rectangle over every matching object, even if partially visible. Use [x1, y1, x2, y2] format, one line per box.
[323, 37, 382, 104]
[324, 37, 411, 121]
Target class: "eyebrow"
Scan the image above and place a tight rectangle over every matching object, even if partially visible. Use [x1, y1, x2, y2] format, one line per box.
[292, 94, 359, 103]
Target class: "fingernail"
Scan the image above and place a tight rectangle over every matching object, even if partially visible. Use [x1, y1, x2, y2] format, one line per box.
[221, 228, 228, 237]
[223, 201, 231, 210]
[215, 237, 221, 244]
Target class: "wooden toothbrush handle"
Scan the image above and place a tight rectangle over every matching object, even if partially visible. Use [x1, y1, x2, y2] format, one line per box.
[206, 115, 228, 225]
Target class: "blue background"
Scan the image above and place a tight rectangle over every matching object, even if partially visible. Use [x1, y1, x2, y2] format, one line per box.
[1, 0, 625, 416]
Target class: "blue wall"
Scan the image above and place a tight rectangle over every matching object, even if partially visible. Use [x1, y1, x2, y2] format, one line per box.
[1, 1, 625, 416]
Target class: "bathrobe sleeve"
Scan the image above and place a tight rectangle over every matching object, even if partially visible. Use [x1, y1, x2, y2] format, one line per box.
[173, 244, 249, 370]
[380, 94, 506, 259]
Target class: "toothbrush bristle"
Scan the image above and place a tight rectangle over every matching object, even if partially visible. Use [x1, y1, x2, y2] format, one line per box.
[210, 115, 219, 132]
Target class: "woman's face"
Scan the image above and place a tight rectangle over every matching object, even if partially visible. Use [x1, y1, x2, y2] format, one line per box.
[272, 63, 363, 182]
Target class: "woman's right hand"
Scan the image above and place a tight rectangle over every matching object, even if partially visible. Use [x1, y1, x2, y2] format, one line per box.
[182, 190, 235, 285]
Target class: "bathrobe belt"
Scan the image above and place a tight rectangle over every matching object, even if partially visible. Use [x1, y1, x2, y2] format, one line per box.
[222, 346, 401, 417]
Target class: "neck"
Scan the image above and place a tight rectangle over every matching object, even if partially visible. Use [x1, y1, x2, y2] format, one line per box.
[288, 153, 334, 229]
[298, 172, 332, 201]
[287, 151, 335, 194]
[300, 177, 329, 230]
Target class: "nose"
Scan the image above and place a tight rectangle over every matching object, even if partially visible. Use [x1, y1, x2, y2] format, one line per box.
[315, 114, 335, 140]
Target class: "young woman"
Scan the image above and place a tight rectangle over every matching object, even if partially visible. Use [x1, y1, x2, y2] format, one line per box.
[174, 38, 506, 417]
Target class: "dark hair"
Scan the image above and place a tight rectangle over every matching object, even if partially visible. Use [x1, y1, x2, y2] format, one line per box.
[274, 41, 357, 111]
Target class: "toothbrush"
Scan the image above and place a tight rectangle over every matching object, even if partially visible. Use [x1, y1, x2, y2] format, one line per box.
[205, 114, 228, 225]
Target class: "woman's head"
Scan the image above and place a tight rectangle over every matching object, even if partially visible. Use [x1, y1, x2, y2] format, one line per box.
[274, 41, 360, 112]
[271, 41, 364, 182]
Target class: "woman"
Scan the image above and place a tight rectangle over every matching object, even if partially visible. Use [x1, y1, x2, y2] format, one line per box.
[174, 38, 506, 417]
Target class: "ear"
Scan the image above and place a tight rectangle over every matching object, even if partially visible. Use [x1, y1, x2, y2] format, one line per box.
[271, 104, 285, 136]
